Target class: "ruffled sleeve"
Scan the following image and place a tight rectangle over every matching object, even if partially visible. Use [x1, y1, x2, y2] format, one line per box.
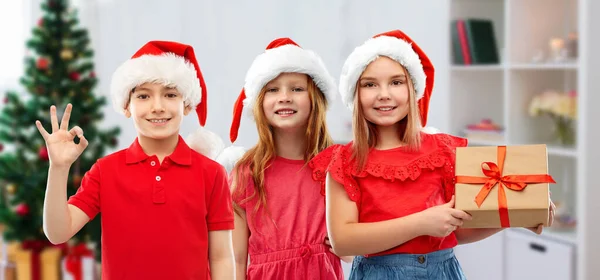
[309, 144, 361, 202]
[433, 134, 468, 202]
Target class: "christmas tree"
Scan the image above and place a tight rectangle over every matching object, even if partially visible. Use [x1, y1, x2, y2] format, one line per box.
[0, 0, 119, 253]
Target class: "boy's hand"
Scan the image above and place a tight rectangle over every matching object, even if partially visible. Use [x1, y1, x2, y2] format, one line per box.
[35, 104, 88, 168]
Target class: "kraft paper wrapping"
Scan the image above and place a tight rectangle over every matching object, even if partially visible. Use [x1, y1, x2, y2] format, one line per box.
[455, 144, 551, 228]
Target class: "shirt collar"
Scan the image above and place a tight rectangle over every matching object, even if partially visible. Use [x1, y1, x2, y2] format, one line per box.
[125, 135, 192, 165]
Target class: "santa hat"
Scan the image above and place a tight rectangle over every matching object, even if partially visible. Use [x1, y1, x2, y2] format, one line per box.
[229, 37, 338, 143]
[110, 40, 208, 126]
[339, 30, 434, 126]
[111, 41, 230, 160]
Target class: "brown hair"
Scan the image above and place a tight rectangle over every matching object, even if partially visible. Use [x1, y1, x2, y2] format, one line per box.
[351, 62, 422, 170]
[231, 74, 333, 216]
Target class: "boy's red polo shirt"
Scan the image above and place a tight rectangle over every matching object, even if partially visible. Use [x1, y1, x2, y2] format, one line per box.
[68, 136, 234, 280]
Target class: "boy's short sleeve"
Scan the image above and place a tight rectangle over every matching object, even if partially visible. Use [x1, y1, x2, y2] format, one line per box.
[206, 165, 235, 231]
[68, 161, 101, 219]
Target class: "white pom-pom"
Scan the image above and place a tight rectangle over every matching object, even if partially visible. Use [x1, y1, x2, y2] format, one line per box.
[185, 126, 226, 160]
[215, 146, 247, 173]
[422, 126, 441, 134]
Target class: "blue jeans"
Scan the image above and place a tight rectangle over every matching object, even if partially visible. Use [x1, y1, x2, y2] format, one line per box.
[349, 248, 467, 280]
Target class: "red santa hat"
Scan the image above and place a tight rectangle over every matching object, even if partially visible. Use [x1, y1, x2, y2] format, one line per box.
[110, 40, 208, 126]
[229, 37, 338, 143]
[339, 30, 434, 126]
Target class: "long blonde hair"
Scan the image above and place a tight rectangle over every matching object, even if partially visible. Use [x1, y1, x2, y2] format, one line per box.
[231, 74, 333, 215]
[352, 63, 422, 171]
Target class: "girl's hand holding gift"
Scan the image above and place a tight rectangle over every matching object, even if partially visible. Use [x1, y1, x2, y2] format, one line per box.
[418, 196, 472, 237]
[526, 195, 556, 235]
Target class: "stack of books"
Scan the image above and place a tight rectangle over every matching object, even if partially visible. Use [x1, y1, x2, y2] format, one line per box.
[451, 18, 500, 65]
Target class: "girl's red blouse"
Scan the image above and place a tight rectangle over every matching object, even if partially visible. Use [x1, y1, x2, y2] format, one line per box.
[309, 132, 468, 256]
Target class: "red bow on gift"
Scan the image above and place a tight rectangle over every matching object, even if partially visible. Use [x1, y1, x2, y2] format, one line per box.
[455, 146, 556, 227]
[65, 243, 94, 280]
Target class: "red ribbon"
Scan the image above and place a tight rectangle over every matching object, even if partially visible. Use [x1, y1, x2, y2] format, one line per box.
[455, 146, 556, 227]
[21, 240, 46, 280]
[20, 240, 66, 280]
[65, 243, 94, 280]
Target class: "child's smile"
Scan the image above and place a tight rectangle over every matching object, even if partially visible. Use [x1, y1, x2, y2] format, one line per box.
[274, 108, 297, 117]
[125, 82, 192, 141]
[147, 118, 172, 126]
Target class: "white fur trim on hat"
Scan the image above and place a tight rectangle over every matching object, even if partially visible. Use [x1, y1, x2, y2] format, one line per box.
[110, 53, 202, 114]
[339, 36, 426, 110]
[242, 45, 337, 117]
[216, 146, 247, 173]
[186, 126, 226, 160]
[421, 126, 441, 134]
[186, 127, 246, 173]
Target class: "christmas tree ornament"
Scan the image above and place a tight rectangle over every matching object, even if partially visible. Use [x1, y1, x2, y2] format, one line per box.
[6, 184, 16, 194]
[15, 203, 30, 216]
[69, 72, 80, 81]
[72, 175, 82, 187]
[39, 146, 49, 161]
[61, 49, 74, 60]
[37, 57, 49, 70]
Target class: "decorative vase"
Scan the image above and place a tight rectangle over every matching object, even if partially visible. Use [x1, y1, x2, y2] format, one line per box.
[552, 116, 575, 146]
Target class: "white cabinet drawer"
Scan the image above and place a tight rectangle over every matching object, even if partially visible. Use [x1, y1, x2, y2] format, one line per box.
[455, 231, 504, 280]
[505, 230, 574, 280]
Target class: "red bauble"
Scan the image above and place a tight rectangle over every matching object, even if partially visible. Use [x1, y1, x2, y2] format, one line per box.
[3, 97, 8, 104]
[39, 146, 49, 161]
[37, 58, 49, 70]
[72, 175, 82, 187]
[37, 18, 44, 27]
[89, 72, 96, 78]
[0, 143, 3, 152]
[69, 72, 80, 81]
[15, 203, 30, 216]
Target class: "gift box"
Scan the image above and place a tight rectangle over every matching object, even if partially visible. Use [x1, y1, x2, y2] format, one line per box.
[454, 144, 556, 228]
[0, 260, 16, 280]
[61, 243, 95, 280]
[11, 241, 63, 280]
[0, 241, 17, 280]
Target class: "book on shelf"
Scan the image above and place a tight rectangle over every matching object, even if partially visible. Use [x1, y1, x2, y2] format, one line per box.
[451, 18, 500, 65]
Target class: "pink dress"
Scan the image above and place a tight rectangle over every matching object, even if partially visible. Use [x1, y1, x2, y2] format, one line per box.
[232, 156, 344, 280]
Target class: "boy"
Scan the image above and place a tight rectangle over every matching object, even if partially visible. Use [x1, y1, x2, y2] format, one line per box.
[36, 41, 235, 280]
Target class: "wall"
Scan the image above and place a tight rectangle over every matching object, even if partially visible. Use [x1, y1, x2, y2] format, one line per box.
[71, 0, 450, 152]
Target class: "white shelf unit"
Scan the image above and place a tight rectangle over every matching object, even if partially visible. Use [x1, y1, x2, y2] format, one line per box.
[447, 0, 598, 279]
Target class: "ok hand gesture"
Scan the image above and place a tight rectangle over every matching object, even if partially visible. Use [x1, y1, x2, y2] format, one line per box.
[35, 104, 88, 168]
